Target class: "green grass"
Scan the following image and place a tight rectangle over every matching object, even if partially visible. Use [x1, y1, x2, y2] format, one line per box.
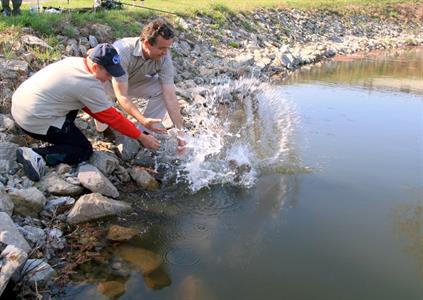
[17, 0, 418, 14]
[0, 0, 418, 49]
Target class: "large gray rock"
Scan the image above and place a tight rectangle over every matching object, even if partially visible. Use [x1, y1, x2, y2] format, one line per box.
[41, 172, 83, 196]
[0, 58, 28, 80]
[21, 259, 56, 285]
[115, 133, 140, 162]
[78, 164, 119, 198]
[90, 23, 112, 42]
[67, 193, 131, 224]
[129, 166, 159, 191]
[0, 192, 13, 216]
[9, 187, 47, 218]
[21, 35, 53, 50]
[0, 245, 28, 296]
[0, 142, 18, 161]
[8, 187, 47, 217]
[0, 212, 31, 253]
[89, 151, 119, 175]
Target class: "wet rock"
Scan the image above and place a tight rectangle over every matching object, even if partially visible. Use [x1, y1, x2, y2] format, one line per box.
[117, 245, 161, 275]
[21, 259, 56, 285]
[0, 192, 13, 216]
[113, 165, 131, 183]
[106, 225, 138, 242]
[129, 166, 160, 191]
[0, 245, 28, 296]
[8, 187, 47, 217]
[78, 164, 119, 198]
[0, 212, 31, 253]
[21, 34, 52, 50]
[89, 151, 119, 175]
[67, 193, 131, 224]
[18, 225, 46, 248]
[97, 281, 126, 299]
[41, 172, 83, 196]
[133, 148, 156, 168]
[115, 133, 140, 162]
[144, 266, 172, 290]
[43, 196, 75, 216]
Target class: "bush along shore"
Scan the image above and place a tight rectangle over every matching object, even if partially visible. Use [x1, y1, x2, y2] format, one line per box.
[0, 5, 422, 298]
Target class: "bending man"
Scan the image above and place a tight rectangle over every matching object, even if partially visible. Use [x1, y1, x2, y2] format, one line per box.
[11, 43, 160, 181]
[102, 18, 186, 153]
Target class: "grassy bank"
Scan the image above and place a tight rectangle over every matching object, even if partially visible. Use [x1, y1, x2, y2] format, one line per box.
[17, 0, 421, 13]
[0, 0, 420, 35]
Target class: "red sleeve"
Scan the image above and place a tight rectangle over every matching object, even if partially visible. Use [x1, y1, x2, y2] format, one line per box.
[83, 106, 141, 139]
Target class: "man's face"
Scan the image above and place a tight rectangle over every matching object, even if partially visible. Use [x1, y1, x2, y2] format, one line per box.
[143, 35, 173, 60]
[93, 64, 112, 82]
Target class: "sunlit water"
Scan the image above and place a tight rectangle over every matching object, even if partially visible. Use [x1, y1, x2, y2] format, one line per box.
[60, 47, 423, 300]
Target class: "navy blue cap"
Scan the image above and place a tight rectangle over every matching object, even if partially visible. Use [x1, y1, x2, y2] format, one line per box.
[89, 43, 125, 77]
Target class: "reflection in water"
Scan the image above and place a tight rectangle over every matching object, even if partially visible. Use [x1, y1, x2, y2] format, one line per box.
[395, 200, 423, 279]
[286, 47, 423, 95]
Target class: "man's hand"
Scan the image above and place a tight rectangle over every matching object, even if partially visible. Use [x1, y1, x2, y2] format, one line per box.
[137, 133, 161, 149]
[142, 118, 167, 133]
[176, 130, 187, 156]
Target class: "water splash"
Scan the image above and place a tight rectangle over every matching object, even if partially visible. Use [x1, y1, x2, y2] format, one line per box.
[164, 78, 298, 192]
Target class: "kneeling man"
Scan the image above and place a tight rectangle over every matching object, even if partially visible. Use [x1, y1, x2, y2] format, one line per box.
[11, 43, 161, 181]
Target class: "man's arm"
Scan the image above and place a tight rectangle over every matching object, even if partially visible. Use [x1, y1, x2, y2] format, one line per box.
[82, 106, 160, 149]
[162, 84, 183, 130]
[162, 84, 186, 154]
[112, 79, 166, 133]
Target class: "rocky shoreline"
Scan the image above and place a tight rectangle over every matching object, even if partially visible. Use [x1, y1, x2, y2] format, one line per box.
[1, 5, 422, 298]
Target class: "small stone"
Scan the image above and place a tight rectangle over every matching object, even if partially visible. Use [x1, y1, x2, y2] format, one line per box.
[106, 225, 138, 242]
[97, 281, 126, 299]
[56, 163, 72, 175]
[117, 245, 161, 275]
[129, 166, 160, 191]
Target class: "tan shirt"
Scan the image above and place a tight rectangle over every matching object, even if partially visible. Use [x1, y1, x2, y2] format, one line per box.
[11, 57, 111, 135]
[112, 37, 174, 90]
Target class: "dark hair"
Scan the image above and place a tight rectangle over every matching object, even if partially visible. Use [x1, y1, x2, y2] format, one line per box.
[140, 19, 175, 46]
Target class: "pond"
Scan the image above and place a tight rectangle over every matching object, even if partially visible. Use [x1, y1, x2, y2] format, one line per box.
[60, 47, 423, 300]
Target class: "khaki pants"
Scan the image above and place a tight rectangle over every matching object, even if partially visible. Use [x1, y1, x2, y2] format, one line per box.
[97, 77, 168, 133]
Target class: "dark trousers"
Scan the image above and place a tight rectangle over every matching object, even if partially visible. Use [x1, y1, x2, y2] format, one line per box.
[22, 110, 93, 166]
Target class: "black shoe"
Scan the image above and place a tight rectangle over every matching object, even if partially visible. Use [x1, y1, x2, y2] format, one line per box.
[12, 8, 21, 15]
[16, 147, 46, 182]
[2, 9, 11, 16]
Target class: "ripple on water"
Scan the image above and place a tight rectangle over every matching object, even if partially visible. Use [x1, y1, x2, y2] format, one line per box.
[174, 195, 241, 217]
[157, 220, 211, 247]
[164, 247, 201, 267]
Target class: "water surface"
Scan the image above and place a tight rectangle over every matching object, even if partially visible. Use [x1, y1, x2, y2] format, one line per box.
[61, 47, 423, 300]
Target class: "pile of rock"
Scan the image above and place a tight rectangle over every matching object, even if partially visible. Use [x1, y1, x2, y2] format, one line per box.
[0, 5, 422, 297]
